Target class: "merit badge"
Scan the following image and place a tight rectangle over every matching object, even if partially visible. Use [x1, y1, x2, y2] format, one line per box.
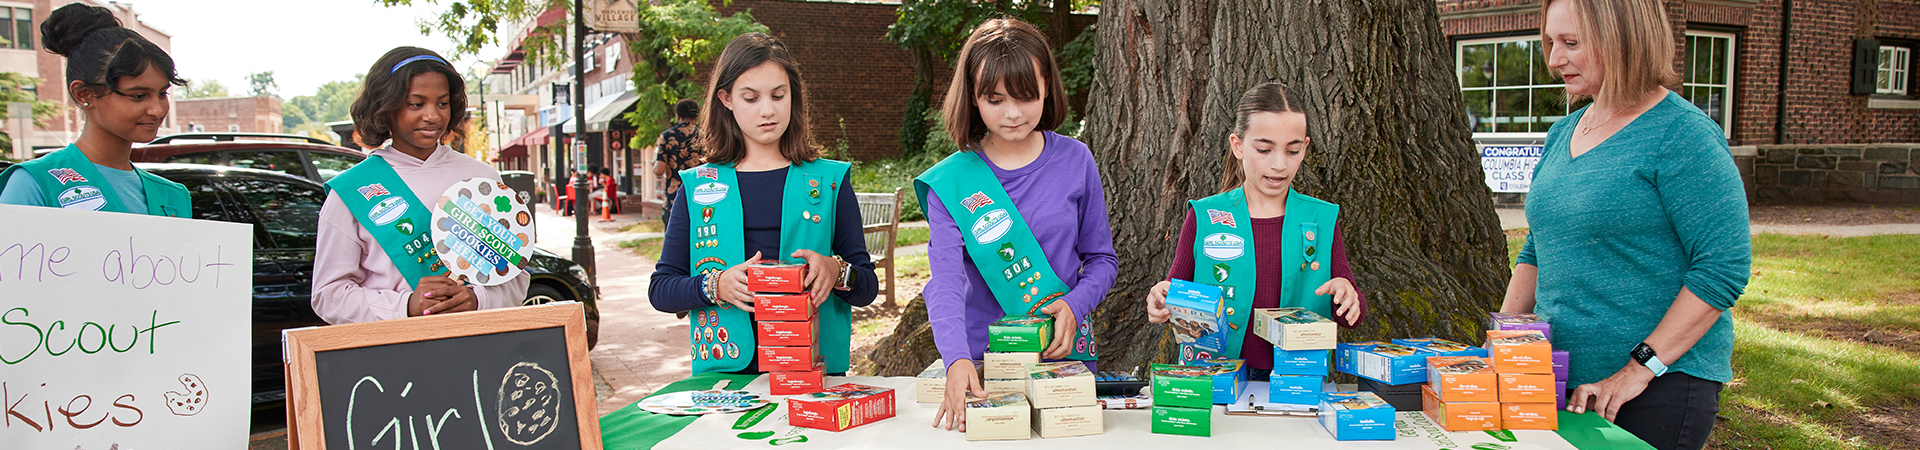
[998, 242, 1015, 261]
[809, 179, 819, 188]
[430, 178, 534, 286]
[394, 218, 415, 235]
[808, 189, 820, 199]
[1213, 263, 1230, 282]
[1311, 262, 1322, 271]
[812, 215, 821, 223]
[702, 206, 715, 223]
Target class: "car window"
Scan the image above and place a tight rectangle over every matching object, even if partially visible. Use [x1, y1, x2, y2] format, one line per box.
[309, 152, 362, 182]
[226, 150, 309, 180]
[164, 152, 219, 165]
[226, 178, 325, 249]
[177, 177, 244, 224]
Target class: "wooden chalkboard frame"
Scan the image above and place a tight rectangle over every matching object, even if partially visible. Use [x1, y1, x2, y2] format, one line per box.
[282, 302, 602, 449]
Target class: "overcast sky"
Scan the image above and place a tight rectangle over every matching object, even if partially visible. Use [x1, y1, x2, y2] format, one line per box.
[123, 0, 503, 97]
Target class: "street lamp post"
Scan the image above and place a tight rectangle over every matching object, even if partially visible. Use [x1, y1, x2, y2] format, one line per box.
[571, 0, 596, 283]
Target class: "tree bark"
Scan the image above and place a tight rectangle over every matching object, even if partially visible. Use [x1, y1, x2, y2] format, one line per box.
[1080, 0, 1510, 372]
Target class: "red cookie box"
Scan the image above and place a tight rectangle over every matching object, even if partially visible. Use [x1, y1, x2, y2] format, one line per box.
[754, 293, 815, 322]
[758, 344, 822, 372]
[757, 320, 819, 347]
[748, 261, 808, 293]
[770, 361, 827, 395]
[788, 384, 896, 432]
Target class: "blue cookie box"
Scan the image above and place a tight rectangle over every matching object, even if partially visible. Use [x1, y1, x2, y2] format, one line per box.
[1268, 374, 1324, 405]
[1336, 341, 1429, 385]
[1319, 392, 1397, 441]
[1272, 348, 1332, 376]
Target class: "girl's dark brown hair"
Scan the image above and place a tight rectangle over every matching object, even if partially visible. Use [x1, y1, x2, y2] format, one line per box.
[42, 3, 187, 98]
[349, 47, 469, 149]
[699, 33, 817, 165]
[941, 18, 1069, 150]
[1220, 82, 1307, 192]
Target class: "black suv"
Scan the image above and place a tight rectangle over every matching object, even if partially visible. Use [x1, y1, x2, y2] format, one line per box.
[132, 133, 368, 183]
[139, 163, 597, 409]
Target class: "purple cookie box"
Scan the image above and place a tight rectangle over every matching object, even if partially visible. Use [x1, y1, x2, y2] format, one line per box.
[1488, 312, 1552, 340]
[1553, 350, 1569, 381]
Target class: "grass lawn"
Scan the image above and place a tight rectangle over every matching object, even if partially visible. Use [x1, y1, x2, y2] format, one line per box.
[619, 237, 664, 260]
[1507, 232, 1920, 449]
[617, 221, 665, 234]
[895, 227, 930, 247]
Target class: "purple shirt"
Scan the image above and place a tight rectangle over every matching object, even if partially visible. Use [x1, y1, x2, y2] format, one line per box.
[924, 131, 1119, 369]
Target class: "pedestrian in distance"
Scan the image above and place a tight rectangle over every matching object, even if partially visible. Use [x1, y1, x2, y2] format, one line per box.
[648, 32, 879, 375]
[311, 46, 530, 324]
[1141, 82, 1370, 380]
[1503, 1, 1751, 448]
[916, 18, 1118, 432]
[0, 3, 190, 217]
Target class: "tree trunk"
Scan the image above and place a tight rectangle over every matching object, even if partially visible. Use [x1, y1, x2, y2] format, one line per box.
[1081, 0, 1510, 372]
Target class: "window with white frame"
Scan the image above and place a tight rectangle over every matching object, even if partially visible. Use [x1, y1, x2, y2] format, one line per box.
[1879, 45, 1910, 96]
[1456, 36, 1574, 136]
[1683, 31, 1736, 137]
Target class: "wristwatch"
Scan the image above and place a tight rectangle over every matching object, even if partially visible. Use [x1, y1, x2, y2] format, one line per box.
[833, 256, 854, 291]
[1630, 342, 1668, 377]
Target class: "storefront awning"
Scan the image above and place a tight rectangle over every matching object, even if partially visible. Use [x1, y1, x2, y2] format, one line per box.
[514, 126, 551, 147]
[561, 90, 640, 134]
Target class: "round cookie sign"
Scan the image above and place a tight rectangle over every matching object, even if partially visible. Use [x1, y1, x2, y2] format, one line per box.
[431, 178, 535, 286]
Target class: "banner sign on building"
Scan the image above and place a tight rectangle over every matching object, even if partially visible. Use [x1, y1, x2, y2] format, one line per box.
[1480, 145, 1544, 193]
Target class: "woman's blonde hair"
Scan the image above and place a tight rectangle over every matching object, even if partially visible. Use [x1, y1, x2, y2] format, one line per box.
[1541, 0, 1677, 106]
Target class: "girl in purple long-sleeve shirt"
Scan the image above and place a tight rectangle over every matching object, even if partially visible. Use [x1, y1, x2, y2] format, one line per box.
[917, 18, 1118, 432]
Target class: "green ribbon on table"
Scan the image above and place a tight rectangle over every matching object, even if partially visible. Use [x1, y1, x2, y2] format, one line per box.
[599, 372, 761, 450]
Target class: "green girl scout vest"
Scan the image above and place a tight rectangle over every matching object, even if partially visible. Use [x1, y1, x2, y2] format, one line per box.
[1188, 187, 1339, 359]
[680, 159, 855, 374]
[914, 152, 1098, 361]
[0, 144, 189, 217]
[325, 155, 443, 289]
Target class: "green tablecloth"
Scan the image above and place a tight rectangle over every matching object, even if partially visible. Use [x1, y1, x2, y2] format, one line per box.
[600, 374, 1652, 450]
[599, 373, 760, 450]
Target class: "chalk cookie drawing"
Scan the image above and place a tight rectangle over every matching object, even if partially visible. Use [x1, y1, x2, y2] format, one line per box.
[163, 373, 208, 416]
[497, 362, 562, 445]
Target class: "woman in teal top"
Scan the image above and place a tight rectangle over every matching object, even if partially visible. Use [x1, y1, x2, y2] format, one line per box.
[1502, 1, 1750, 449]
[0, 4, 189, 216]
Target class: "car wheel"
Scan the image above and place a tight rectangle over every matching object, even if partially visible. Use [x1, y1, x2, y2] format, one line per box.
[524, 284, 599, 349]
[525, 284, 566, 305]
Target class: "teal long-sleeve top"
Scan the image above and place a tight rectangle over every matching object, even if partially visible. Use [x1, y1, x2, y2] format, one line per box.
[1517, 91, 1751, 386]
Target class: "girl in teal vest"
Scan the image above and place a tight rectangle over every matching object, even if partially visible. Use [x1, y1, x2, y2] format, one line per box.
[918, 18, 1119, 432]
[0, 4, 189, 217]
[648, 33, 879, 375]
[1142, 82, 1369, 379]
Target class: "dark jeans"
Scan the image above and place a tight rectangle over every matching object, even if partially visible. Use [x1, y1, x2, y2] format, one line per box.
[1609, 372, 1723, 450]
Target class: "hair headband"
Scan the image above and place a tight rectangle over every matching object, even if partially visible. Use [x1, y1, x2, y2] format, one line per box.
[389, 55, 450, 74]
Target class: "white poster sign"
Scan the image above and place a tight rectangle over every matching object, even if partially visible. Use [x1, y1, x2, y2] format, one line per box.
[0, 205, 252, 448]
[1481, 145, 1544, 193]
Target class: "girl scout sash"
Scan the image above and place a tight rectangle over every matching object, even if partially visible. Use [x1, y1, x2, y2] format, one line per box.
[325, 155, 442, 288]
[914, 152, 1097, 361]
[1189, 187, 1339, 359]
[680, 159, 854, 374]
[0, 144, 189, 217]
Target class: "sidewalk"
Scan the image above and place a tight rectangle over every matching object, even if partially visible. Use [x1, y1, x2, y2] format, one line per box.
[531, 203, 693, 416]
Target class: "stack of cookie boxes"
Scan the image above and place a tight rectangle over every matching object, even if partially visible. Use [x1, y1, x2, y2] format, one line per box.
[748, 261, 824, 395]
[1249, 307, 1337, 407]
[982, 315, 1049, 395]
[1418, 316, 1564, 432]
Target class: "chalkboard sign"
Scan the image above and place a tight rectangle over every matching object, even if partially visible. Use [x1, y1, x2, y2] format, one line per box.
[283, 302, 601, 449]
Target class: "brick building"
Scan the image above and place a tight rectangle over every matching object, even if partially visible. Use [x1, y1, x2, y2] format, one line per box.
[0, 0, 177, 154]
[1441, 0, 1919, 203]
[174, 96, 283, 134]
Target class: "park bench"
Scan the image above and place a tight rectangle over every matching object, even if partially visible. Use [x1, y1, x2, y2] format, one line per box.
[857, 188, 905, 307]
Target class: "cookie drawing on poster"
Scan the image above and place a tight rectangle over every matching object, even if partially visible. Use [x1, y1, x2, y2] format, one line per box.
[343, 362, 563, 449]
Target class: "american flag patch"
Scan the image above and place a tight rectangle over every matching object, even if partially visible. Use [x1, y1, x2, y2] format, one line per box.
[48, 168, 86, 184]
[961, 191, 994, 214]
[697, 167, 719, 180]
[1208, 209, 1236, 228]
[357, 183, 390, 200]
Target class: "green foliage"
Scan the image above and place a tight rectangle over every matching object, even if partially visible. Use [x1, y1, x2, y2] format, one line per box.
[282, 76, 364, 133]
[381, 0, 570, 64]
[185, 79, 230, 99]
[1057, 24, 1097, 97]
[618, 236, 665, 260]
[894, 227, 930, 247]
[852, 108, 957, 223]
[247, 71, 278, 97]
[0, 72, 64, 127]
[883, 0, 1052, 64]
[896, 83, 933, 158]
[621, 1, 766, 149]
